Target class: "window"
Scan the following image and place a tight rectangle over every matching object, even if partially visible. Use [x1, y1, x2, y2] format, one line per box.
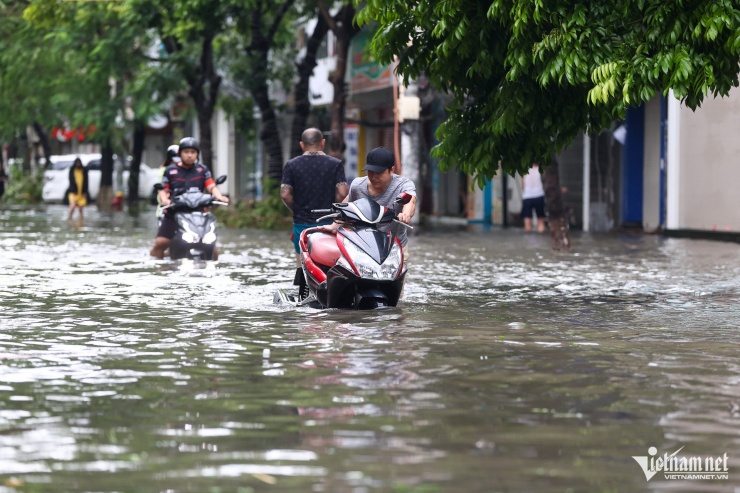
[51, 160, 75, 170]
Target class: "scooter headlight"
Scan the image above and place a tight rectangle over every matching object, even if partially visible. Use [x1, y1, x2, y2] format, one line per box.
[202, 223, 217, 244]
[343, 239, 402, 281]
[182, 223, 199, 243]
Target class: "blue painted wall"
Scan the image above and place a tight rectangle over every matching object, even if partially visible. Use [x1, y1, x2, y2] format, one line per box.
[622, 105, 645, 224]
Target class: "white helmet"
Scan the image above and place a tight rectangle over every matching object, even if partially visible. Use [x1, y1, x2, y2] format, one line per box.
[166, 144, 180, 163]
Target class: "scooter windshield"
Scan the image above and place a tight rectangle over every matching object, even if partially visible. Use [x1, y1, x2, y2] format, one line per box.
[173, 190, 213, 210]
[352, 198, 381, 222]
[340, 198, 393, 224]
[340, 227, 393, 265]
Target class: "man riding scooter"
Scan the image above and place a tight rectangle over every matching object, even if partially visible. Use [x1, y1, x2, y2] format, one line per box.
[149, 137, 229, 260]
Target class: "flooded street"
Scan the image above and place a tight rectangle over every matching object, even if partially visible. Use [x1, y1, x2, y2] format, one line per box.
[1, 204, 739, 493]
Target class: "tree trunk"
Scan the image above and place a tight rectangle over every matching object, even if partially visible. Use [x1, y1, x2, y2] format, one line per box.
[400, 80, 421, 225]
[99, 142, 115, 212]
[195, 104, 215, 169]
[322, 3, 360, 160]
[543, 158, 571, 250]
[162, 33, 220, 172]
[128, 120, 146, 203]
[187, 36, 221, 171]
[16, 133, 30, 173]
[290, 13, 329, 158]
[252, 70, 284, 187]
[6, 141, 18, 164]
[32, 122, 52, 169]
[244, 1, 297, 189]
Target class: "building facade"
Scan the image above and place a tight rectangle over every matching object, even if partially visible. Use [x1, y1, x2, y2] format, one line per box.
[191, 23, 740, 239]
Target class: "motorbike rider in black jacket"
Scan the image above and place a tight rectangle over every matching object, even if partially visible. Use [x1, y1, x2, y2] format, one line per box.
[149, 137, 229, 259]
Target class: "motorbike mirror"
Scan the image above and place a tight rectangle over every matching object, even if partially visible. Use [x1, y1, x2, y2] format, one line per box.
[153, 183, 164, 191]
[215, 175, 227, 185]
[395, 192, 413, 205]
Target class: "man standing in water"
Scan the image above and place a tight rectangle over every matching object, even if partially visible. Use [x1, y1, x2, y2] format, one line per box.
[521, 162, 546, 233]
[280, 128, 348, 266]
[150, 137, 229, 259]
[336, 146, 416, 259]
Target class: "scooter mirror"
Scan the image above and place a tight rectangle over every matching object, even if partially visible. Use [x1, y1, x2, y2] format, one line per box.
[395, 192, 413, 205]
[215, 175, 228, 185]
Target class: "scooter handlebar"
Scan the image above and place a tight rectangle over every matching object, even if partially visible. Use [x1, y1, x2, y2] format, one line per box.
[393, 219, 414, 230]
[160, 197, 228, 210]
[316, 212, 341, 223]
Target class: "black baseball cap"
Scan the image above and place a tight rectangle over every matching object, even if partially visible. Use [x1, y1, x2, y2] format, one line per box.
[365, 147, 395, 173]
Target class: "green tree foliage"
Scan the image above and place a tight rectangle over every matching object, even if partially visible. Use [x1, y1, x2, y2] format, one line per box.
[2, 0, 230, 198]
[3, 161, 44, 204]
[0, 2, 74, 146]
[214, 189, 292, 230]
[357, 0, 740, 187]
[129, 0, 241, 170]
[0, 0, 375, 209]
[233, 0, 302, 185]
[22, 0, 154, 143]
[9, 0, 164, 200]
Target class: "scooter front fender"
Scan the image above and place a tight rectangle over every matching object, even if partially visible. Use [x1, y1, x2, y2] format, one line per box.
[323, 266, 406, 309]
[169, 211, 218, 260]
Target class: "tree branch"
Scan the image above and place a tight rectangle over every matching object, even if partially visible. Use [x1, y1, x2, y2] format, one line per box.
[266, 0, 296, 45]
[317, 0, 338, 33]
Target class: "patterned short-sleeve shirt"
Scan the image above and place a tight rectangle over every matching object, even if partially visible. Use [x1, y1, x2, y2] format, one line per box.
[282, 153, 347, 224]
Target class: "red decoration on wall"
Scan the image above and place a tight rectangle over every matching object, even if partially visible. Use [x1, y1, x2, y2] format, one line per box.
[51, 125, 97, 143]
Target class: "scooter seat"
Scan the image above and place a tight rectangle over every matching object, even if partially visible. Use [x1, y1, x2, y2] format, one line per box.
[307, 232, 341, 267]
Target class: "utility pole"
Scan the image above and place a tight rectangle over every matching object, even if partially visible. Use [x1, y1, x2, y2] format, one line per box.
[399, 79, 421, 225]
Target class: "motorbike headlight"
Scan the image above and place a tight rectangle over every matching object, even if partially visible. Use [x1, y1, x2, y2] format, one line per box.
[202, 223, 217, 244]
[342, 240, 402, 281]
[182, 223, 199, 243]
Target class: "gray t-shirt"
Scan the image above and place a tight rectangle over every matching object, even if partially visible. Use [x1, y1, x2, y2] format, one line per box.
[348, 174, 416, 246]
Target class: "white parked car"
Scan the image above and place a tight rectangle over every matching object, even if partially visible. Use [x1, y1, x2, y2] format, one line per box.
[42, 153, 160, 203]
[118, 156, 162, 201]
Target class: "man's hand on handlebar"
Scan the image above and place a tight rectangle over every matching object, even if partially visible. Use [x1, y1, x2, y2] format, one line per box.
[320, 222, 341, 234]
[397, 212, 412, 224]
[159, 190, 171, 207]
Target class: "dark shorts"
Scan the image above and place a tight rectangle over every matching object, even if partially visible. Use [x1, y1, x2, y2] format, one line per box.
[291, 222, 330, 253]
[522, 196, 545, 219]
[156, 214, 178, 239]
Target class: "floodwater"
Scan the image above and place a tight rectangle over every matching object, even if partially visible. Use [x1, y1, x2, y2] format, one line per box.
[0, 205, 739, 493]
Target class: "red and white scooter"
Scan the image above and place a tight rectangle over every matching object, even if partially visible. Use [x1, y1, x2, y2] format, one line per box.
[275, 193, 413, 309]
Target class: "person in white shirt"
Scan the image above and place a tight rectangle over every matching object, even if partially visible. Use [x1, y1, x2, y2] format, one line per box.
[521, 162, 546, 233]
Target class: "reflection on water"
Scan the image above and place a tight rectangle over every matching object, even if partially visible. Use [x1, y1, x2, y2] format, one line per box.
[0, 205, 739, 492]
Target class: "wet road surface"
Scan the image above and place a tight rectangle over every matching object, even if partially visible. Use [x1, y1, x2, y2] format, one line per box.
[0, 204, 739, 492]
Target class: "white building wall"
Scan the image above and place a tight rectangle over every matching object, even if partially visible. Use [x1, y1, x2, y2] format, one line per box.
[642, 98, 662, 232]
[309, 57, 336, 107]
[676, 88, 740, 231]
[213, 108, 236, 197]
[666, 94, 682, 229]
